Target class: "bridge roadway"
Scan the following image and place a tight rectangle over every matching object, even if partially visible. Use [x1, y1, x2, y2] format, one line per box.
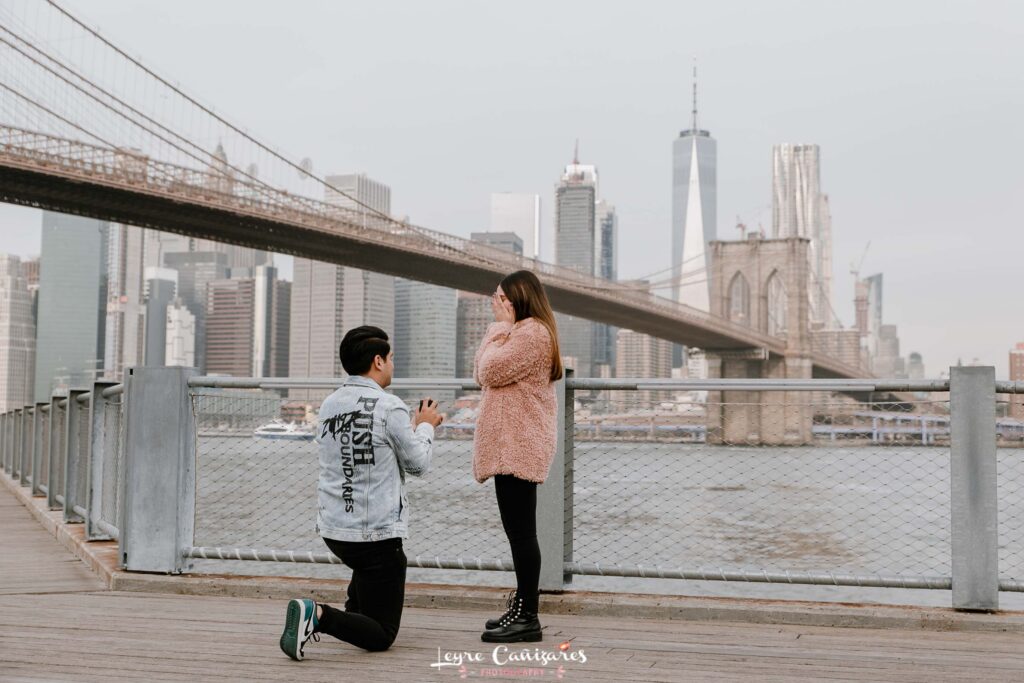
[4, 474, 1024, 681]
[0, 125, 866, 379]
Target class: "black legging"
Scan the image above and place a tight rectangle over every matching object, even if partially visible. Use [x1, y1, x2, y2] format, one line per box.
[317, 537, 406, 651]
[494, 474, 541, 613]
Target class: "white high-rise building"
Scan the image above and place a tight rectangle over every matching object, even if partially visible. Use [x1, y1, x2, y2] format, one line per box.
[105, 224, 148, 382]
[165, 300, 196, 368]
[0, 255, 36, 412]
[772, 143, 834, 327]
[290, 174, 394, 393]
[671, 66, 716, 314]
[490, 193, 540, 259]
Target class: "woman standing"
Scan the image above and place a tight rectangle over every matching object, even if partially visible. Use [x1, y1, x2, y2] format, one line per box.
[473, 270, 562, 643]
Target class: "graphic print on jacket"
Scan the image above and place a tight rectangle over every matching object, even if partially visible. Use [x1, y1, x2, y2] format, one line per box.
[320, 396, 378, 512]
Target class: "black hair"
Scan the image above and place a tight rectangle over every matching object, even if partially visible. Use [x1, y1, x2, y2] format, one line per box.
[339, 326, 390, 375]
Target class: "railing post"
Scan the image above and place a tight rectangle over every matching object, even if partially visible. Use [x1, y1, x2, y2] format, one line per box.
[563, 369, 575, 586]
[120, 366, 197, 573]
[31, 402, 46, 496]
[19, 407, 32, 487]
[950, 365, 998, 610]
[86, 380, 119, 540]
[46, 393, 61, 510]
[537, 368, 572, 592]
[1, 412, 8, 474]
[63, 388, 88, 523]
[11, 408, 22, 479]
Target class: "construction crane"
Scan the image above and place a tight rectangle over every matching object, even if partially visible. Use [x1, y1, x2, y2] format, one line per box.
[850, 242, 872, 335]
[850, 241, 871, 280]
[736, 215, 747, 239]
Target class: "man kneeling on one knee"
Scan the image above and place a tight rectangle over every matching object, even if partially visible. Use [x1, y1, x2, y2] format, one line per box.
[279, 325, 444, 660]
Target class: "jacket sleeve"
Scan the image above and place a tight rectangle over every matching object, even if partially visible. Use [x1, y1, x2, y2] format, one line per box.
[473, 322, 512, 385]
[385, 402, 433, 477]
[476, 322, 550, 388]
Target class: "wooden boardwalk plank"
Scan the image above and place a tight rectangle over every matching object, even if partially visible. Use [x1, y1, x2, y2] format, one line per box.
[4, 483, 1024, 681]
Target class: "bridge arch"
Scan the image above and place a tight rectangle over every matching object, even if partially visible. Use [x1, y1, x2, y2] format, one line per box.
[727, 271, 751, 326]
[764, 269, 788, 339]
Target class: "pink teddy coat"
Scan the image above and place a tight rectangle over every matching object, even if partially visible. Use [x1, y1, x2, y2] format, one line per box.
[472, 317, 558, 484]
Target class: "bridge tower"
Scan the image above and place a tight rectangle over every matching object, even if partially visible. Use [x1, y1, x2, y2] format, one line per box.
[705, 234, 814, 445]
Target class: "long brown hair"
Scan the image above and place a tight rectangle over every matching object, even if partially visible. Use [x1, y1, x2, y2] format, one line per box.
[499, 270, 563, 381]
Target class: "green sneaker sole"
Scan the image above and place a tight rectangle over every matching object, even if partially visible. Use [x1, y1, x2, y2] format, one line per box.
[279, 599, 303, 661]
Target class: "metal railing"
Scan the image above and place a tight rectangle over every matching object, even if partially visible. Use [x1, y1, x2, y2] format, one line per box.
[0, 380, 125, 541]
[2, 366, 1020, 610]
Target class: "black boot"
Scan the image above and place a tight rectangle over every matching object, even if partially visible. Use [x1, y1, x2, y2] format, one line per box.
[485, 590, 517, 630]
[481, 594, 542, 643]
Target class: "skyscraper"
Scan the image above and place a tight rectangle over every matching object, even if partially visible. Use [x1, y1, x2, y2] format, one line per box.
[471, 231, 524, 257]
[205, 277, 256, 377]
[165, 300, 196, 368]
[35, 212, 108, 400]
[104, 224, 147, 382]
[671, 66, 717, 314]
[490, 193, 540, 259]
[456, 291, 492, 379]
[143, 268, 177, 367]
[0, 255, 36, 412]
[615, 328, 673, 409]
[393, 279, 456, 383]
[555, 148, 598, 377]
[593, 200, 618, 373]
[163, 251, 229, 373]
[325, 174, 391, 216]
[772, 143, 834, 327]
[289, 174, 394, 392]
[271, 280, 291, 378]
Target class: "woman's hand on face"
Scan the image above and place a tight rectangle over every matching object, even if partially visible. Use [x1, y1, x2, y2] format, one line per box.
[491, 293, 514, 323]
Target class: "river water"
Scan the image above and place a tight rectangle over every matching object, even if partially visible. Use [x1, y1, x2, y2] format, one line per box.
[192, 435, 1024, 609]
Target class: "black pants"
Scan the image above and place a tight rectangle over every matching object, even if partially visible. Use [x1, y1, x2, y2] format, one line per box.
[494, 474, 541, 613]
[317, 537, 406, 652]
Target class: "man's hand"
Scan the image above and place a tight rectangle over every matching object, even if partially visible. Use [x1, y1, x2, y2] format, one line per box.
[414, 397, 445, 428]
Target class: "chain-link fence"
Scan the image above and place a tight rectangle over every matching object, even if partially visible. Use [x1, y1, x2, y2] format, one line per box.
[7, 373, 1024, 607]
[996, 392, 1024, 584]
[190, 386, 509, 578]
[186, 380, 960, 587]
[571, 389, 952, 581]
[95, 391, 125, 539]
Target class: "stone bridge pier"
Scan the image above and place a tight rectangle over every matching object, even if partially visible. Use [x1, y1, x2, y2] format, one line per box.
[704, 235, 818, 445]
[704, 351, 813, 445]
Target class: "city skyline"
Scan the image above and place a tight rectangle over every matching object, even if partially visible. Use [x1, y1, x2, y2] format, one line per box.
[0, 0, 1021, 377]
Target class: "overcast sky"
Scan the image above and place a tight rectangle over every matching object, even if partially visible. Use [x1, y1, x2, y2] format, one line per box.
[1, 0, 1021, 377]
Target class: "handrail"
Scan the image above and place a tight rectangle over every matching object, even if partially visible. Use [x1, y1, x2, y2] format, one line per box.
[187, 375, 950, 394]
[101, 384, 124, 398]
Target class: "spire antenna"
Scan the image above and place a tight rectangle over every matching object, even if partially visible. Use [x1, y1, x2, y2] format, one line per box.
[573, 138, 579, 165]
[691, 56, 698, 132]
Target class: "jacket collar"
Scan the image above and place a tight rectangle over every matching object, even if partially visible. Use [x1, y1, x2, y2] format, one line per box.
[342, 375, 386, 392]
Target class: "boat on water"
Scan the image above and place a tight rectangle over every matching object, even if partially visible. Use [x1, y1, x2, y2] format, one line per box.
[253, 421, 315, 441]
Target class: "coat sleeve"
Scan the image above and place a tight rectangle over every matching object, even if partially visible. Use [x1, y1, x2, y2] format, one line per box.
[473, 322, 512, 385]
[476, 322, 550, 388]
[385, 403, 433, 477]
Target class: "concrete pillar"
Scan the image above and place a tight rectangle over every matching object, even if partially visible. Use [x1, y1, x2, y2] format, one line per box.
[120, 366, 197, 573]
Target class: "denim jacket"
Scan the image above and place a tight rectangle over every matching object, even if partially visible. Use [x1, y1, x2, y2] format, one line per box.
[315, 376, 434, 542]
